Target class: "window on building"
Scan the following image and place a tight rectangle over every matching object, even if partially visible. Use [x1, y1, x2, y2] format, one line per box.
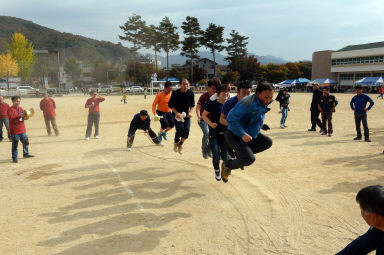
[355, 73, 371, 80]
[340, 73, 354, 80]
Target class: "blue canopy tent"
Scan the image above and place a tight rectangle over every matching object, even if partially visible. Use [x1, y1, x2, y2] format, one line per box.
[160, 77, 180, 82]
[279, 78, 310, 87]
[311, 78, 338, 85]
[354, 77, 384, 86]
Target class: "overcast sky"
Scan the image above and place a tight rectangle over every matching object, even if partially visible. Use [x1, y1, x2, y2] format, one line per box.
[2, 0, 384, 61]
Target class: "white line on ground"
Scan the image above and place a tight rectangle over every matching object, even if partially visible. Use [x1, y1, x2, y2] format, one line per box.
[100, 156, 144, 211]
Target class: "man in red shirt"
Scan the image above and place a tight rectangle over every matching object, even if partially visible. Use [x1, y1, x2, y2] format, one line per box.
[7, 96, 34, 163]
[0, 96, 11, 142]
[40, 93, 59, 136]
[85, 91, 105, 140]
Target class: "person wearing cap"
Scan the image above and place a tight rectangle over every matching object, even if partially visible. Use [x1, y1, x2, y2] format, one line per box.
[7, 96, 34, 163]
[0, 95, 11, 142]
[168, 78, 195, 154]
[308, 83, 323, 132]
[40, 93, 59, 136]
[350, 85, 374, 142]
[152, 81, 174, 143]
[336, 185, 384, 255]
[318, 87, 338, 137]
[126, 110, 160, 151]
[84, 91, 105, 140]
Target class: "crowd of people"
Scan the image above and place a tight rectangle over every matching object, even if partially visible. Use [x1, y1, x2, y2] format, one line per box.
[0, 77, 383, 254]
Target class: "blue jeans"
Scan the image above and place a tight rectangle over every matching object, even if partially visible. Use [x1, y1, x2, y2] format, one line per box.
[210, 132, 230, 170]
[11, 133, 29, 159]
[198, 119, 210, 153]
[0, 118, 10, 140]
[281, 107, 288, 125]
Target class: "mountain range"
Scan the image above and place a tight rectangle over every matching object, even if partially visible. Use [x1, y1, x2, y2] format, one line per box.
[0, 16, 287, 66]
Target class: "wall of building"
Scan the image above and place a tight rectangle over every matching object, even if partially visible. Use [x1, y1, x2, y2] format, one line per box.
[311, 50, 337, 80]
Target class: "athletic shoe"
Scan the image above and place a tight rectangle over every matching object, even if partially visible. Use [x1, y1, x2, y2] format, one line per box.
[202, 151, 208, 159]
[328, 133, 332, 137]
[158, 142, 164, 146]
[95, 136, 100, 139]
[173, 143, 178, 152]
[208, 153, 213, 158]
[353, 137, 362, 140]
[284, 124, 288, 128]
[321, 132, 327, 135]
[221, 162, 231, 183]
[280, 125, 285, 129]
[215, 169, 221, 181]
[126, 146, 131, 152]
[308, 128, 316, 131]
[240, 166, 244, 171]
[23, 154, 35, 158]
[85, 137, 90, 141]
[162, 132, 168, 141]
[158, 132, 162, 142]
[178, 144, 183, 154]
[13, 158, 18, 163]
[365, 137, 371, 142]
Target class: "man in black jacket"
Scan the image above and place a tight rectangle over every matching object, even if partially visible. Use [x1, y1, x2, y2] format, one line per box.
[336, 185, 384, 255]
[126, 110, 160, 151]
[308, 83, 323, 131]
[318, 87, 338, 137]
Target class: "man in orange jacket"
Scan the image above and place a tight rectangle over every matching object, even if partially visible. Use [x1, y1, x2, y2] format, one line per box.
[152, 81, 174, 142]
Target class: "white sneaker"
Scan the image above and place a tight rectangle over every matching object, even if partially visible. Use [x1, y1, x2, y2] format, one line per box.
[215, 169, 221, 181]
[85, 137, 90, 141]
[127, 147, 131, 152]
[280, 125, 285, 129]
[95, 136, 100, 139]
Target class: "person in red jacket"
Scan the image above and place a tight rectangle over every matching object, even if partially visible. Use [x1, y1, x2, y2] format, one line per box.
[85, 91, 105, 140]
[377, 85, 383, 100]
[0, 96, 11, 142]
[7, 96, 34, 163]
[40, 93, 59, 136]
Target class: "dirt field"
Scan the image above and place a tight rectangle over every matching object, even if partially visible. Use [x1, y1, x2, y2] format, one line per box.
[0, 92, 383, 254]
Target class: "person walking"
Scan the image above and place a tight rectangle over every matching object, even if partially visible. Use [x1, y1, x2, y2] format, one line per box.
[168, 78, 195, 154]
[221, 81, 274, 183]
[7, 96, 34, 163]
[275, 88, 283, 113]
[350, 85, 374, 142]
[318, 87, 338, 137]
[196, 80, 217, 158]
[0, 96, 11, 142]
[280, 89, 290, 129]
[308, 83, 323, 131]
[377, 85, 383, 100]
[85, 91, 105, 140]
[152, 81, 174, 142]
[40, 93, 59, 136]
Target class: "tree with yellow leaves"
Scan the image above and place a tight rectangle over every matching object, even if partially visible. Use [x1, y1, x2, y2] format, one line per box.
[8, 33, 36, 82]
[0, 54, 19, 90]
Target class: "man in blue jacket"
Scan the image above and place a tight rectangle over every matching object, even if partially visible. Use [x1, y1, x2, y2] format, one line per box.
[350, 85, 374, 142]
[336, 185, 384, 255]
[221, 81, 274, 183]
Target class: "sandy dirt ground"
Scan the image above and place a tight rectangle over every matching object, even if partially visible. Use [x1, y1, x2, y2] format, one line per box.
[0, 92, 383, 255]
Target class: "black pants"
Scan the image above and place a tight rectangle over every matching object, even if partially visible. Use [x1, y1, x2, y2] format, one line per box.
[156, 110, 174, 129]
[321, 111, 333, 134]
[127, 128, 159, 146]
[85, 112, 100, 138]
[355, 114, 369, 138]
[310, 110, 322, 130]
[225, 130, 272, 170]
[173, 113, 191, 143]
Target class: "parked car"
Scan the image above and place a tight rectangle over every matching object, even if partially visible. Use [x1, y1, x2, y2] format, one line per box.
[99, 85, 121, 94]
[130, 86, 145, 93]
[16, 85, 39, 95]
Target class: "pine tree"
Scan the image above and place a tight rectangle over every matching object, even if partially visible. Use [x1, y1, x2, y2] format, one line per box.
[119, 14, 146, 85]
[201, 23, 225, 76]
[225, 30, 249, 61]
[158, 17, 179, 79]
[142, 24, 162, 74]
[181, 16, 202, 85]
